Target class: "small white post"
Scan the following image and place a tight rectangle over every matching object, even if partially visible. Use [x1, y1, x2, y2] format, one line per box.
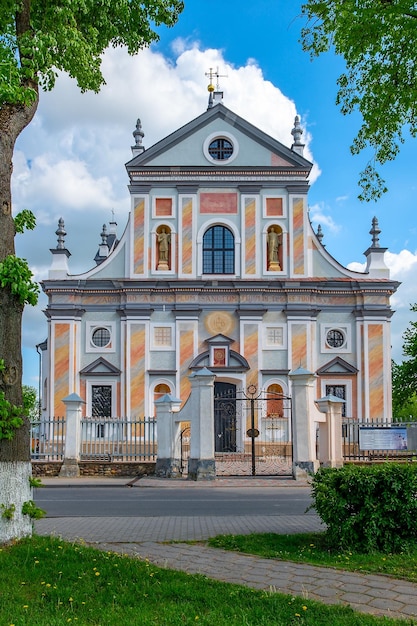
[59, 393, 84, 477]
[154, 394, 182, 477]
[188, 368, 216, 480]
[315, 395, 345, 468]
[289, 367, 320, 479]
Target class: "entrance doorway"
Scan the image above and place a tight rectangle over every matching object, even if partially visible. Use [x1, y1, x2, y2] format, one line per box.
[214, 382, 237, 452]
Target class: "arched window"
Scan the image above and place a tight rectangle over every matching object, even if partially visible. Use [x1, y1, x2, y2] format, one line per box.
[266, 383, 284, 417]
[203, 226, 235, 274]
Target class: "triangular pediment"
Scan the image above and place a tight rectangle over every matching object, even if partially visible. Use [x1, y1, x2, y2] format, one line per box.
[80, 357, 121, 376]
[316, 357, 358, 375]
[205, 334, 234, 346]
[126, 103, 312, 173]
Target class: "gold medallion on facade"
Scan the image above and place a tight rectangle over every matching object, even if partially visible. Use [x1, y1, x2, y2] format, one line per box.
[205, 311, 235, 336]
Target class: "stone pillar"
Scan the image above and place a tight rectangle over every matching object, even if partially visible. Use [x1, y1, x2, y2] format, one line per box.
[315, 395, 345, 468]
[289, 367, 319, 479]
[188, 368, 216, 481]
[59, 393, 84, 477]
[154, 394, 182, 478]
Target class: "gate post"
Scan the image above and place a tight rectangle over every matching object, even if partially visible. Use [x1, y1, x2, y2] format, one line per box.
[188, 368, 216, 481]
[154, 394, 182, 477]
[59, 393, 84, 477]
[315, 395, 345, 467]
[289, 367, 319, 479]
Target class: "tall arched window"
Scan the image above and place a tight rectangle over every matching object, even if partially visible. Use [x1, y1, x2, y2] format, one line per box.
[203, 225, 235, 274]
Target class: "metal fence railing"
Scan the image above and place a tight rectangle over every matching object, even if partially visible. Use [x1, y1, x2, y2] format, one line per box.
[30, 418, 66, 461]
[80, 417, 157, 461]
[30, 417, 157, 462]
[342, 418, 417, 461]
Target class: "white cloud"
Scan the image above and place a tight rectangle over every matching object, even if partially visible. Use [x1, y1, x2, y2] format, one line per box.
[348, 249, 417, 362]
[13, 43, 320, 385]
[309, 202, 342, 234]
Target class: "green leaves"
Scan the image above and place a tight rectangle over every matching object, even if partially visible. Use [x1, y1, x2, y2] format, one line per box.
[14, 210, 36, 234]
[392, 304, 417, 419]
[0, 391, 24, 440]
[311, 464, 417, 553]
[2, 0, 184, 97]
[0, 255, 39, 306]
[301, 0, 417, 201]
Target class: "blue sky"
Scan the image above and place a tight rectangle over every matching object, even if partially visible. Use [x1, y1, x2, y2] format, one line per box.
[14, 0, 417, 388]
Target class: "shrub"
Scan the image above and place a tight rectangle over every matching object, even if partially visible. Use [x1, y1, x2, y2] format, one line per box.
[310, 463, 417, 553]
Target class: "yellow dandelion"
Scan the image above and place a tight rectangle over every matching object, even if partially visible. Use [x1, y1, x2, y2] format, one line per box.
[95, 572, 100, 576]
[23, 605, 29, 609]
[302, 605, 308, 611]
[295, 613, 300, 618]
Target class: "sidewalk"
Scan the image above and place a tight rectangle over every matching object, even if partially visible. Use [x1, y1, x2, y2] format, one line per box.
[34, 476, 417, 622]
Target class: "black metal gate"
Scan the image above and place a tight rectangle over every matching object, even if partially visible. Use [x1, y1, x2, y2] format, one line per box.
[214, 384, 292, 476]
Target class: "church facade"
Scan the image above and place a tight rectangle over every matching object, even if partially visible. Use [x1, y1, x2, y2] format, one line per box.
[40, 92, 398, 442]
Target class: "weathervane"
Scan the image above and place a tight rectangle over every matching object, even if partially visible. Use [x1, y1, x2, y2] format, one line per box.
[205, 66, 227, 92]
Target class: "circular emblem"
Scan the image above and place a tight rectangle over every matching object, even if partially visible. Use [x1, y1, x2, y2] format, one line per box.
[247, 428, 260, 438]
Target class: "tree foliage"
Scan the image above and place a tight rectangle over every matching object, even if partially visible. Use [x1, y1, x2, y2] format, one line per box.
[301, 0, 417, 201]
[0, 0, 184, 102]
[0, 0, 183, 541]
[392, 304, 417, 419]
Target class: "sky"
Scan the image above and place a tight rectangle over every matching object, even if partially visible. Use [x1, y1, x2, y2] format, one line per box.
[13, 0, 417, 389]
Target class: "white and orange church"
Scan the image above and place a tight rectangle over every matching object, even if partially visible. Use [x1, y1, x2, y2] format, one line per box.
[39, 87, 398, 459]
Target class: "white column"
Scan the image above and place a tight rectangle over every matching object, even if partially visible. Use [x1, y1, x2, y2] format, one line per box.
[188, 368, 216, 480]
[59, 393, 84, 477]
[316, 395, 345, 468]
[154, 394, 182, 478]
[289, 367, 319, 479]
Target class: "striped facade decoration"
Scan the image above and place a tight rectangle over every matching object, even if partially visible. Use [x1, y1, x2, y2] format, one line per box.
[368, 323, 384, 419]
[243, 323, 259, 428]
[133, 199, 145, 275]
[181, 198, 193, 275]
[244, 198, 256, 275]
[53, 323, 70, 416]
[292, 198, 305, 275]
[291, 323, 307, 369]
[179, 325, 195, 403]
[129, 324, 146, 417]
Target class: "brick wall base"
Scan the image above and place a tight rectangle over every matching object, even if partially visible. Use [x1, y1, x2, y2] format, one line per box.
[32, 462, 156, 477]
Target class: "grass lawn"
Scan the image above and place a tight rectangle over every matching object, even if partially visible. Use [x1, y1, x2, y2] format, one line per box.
[207, 532, 417, 582]
[0, 534, 413, 626]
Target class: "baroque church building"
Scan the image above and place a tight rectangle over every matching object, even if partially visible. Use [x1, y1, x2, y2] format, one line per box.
[40, 88, 398, 442]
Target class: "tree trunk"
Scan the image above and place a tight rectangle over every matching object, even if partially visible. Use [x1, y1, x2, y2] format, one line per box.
[0, 92, 39, 542]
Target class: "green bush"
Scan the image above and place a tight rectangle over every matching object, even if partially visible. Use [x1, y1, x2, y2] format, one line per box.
[310, 463, 417, 553]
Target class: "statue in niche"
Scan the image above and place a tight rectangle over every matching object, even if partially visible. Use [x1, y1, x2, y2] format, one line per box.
[267, 226, 281, 270]
[157, 227, 170, 269]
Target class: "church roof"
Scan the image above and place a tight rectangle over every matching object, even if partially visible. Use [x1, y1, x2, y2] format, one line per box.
[126, 102, 313, 173]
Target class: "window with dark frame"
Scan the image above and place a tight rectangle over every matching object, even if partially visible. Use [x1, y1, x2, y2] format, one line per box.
[326, 329, 345, 348]
[208, 137, 234, 160]
[325, 384, 347, 417]
[203, 225, 235, 274]
[91, 385, 112, 418]
[91, 327, 111, 348]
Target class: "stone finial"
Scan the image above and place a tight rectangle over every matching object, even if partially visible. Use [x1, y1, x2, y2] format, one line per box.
[100, 224, 108, 246]
[370, 216, 381, 248]
[131, 118, 145, 156]
[49, 218, 71, 277]
[56, 217, 66, 249]
[364, 216, 389, 277]
[291, 116, 305, 156]
[316, 224, 324, 245]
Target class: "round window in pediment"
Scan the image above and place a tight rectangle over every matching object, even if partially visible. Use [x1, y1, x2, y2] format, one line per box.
[208, 137, 234, 160]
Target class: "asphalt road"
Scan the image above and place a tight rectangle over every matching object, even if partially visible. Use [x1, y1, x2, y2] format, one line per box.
[34, 485, 314, 518]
